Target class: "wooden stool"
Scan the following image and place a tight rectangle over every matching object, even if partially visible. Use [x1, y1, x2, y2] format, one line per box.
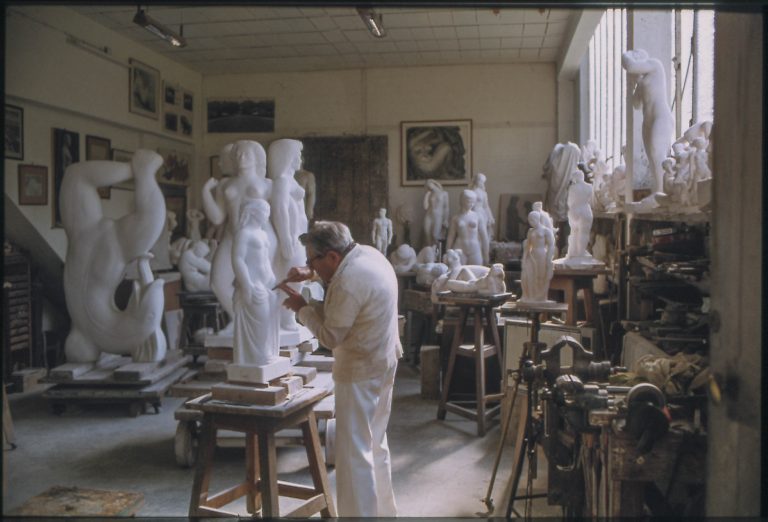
[436, 293, 511, 436]
[186, 388, 336, 518]
[549, 267, 607, 326]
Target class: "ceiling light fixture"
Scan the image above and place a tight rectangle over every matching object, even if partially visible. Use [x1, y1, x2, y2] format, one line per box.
[356, 7, 386, 38]
[133, 7, 187, 47]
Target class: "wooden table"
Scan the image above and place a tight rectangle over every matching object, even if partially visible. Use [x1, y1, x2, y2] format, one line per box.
[186, 387, 336, 518]
[549, 267, 608, 326]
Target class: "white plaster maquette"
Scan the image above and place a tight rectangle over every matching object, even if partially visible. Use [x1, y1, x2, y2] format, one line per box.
[470, 172, 496, 243]
[445, 262, 506, 295]
[202, 141, 277, 330]
[519, 209, 556, 303]
[422, 178, 449, 247]
[446, 189, 489, 265]
[555, 171, 603, 268]
[231, 198, 280, 367]
[268, 138, 309, 334]
[622, 49, 675, 194]
[389, 243, 417, 273]
[371, 208, 394, 255]
[543, 142, 582, 223]
[179, 240, 212, 292]
[430, 248, 489, 302]
[61, 149, 167, 362]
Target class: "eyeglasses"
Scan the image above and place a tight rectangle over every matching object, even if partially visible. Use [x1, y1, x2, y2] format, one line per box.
[306, 252, 326, 266]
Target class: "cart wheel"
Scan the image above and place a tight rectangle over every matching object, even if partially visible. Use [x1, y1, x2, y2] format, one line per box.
[128, 402, 142, 417]
[175, 420, 198, 468]
[324, 418, 336, 467]
[51, 403, 66, 416]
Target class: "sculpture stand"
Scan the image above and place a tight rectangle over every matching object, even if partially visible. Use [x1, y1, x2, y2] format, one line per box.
[549, 266, 608, 326]
[226, 357, 292, 386]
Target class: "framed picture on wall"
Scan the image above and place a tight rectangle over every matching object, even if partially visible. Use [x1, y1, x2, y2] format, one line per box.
[5, 104, 24, 160]
[18, 164, 48, 205]
[400, 119, 472, 186]
[85, 135, 112, 199]
[111, 148, 135, 191]
[164, 112, 179, 133]
[52, 128, 79, 228]
[129, 58, 160, 119]
[157, 148, 190, 186]
[207, 98, 275, 133]
[164, 82, 177, 106]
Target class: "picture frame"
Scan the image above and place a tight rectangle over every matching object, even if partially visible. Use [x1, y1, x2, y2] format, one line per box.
[183, 91, 193, 112]
[210, 155, 223, 179]
[157, 147, 191, 186]
[111, 148, 135, 191]
[52, 128, 79, 228]
[85, 135, 112, 199]
[129, 58, 160, 119]
[164, 82, 177, 106]
[400, 119, 472, 186]
[164, 112, 179, 133]
[5, 104, 24, 160]
[160, 183, 187, 241]
[179, 114, 192, 136]
[18, 164, 48, 205]
[207, 98, 275, 133]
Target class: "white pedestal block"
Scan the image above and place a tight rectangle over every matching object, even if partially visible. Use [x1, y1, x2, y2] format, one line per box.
[204, 333, 234, 348]
[226, 357, 292, 385]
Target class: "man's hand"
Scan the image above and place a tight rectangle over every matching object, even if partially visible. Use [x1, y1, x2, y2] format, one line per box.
[278, 282, 308, 312]
[285, 266, 314, 283]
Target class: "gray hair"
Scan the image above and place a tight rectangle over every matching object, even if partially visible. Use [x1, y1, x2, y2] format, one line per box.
[299, 220, 354, 255]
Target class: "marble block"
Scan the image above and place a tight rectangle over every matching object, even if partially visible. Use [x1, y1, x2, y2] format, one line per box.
[226, 356, 292, 385]
[298, 338, 319, 353]
[204, 333, 234, 348]
[279, 346, 300, 364]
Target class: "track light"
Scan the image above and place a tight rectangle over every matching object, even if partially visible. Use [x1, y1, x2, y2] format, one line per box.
[133, 8, 187, 48]
[356, 7, 386, 38]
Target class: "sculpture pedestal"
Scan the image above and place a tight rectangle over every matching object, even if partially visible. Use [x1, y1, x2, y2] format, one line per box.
[549, 267, 608, 326]
[553, 255, 605, 269]
[226, 357, 292, 385]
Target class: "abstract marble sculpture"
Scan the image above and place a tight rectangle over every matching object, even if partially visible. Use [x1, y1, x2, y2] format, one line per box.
[179, 240, 212, 292]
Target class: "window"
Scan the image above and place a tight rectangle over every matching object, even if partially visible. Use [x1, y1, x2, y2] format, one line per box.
[673, 10, 715, 135]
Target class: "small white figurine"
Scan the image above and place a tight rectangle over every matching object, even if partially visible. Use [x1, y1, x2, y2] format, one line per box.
[470, 172, 496, 242]
[422, 178, 449, 247]
[445, 263, 506, 295]
[179, 240, 212, 292]
[556, 171, 603, 268]
[519, 210, 556, 303]
[622, 49, 675, 194]
[543, 142, 582, 223]
[372, 208, 394, 255]
[186, 208, 205, 242]
[447, 189, 489, 265]
[389, 244, 418, 274]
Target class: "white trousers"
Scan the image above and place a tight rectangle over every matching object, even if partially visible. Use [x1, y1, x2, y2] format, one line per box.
[334, 363, 398, 517]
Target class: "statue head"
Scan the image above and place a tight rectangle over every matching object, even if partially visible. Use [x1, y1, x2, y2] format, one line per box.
[443, 249, 462, 268]
[379, 208, 387, 218]
[571, 170, 585, 184]
[472, 172, 487, 188]
[532, 201, 543, 212]
[267, 139, 303, 179]
[528, 210, 542, 227]
[191, 240, 210, 258]
[232, 140, 267, 174]
[460, 189, 477, 211]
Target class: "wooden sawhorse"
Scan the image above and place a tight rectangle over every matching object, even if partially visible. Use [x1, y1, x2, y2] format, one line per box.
[437, 293, 511, 436]
[186, 388, 336, 518]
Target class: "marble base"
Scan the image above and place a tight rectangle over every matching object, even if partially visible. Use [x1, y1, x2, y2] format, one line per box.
[553, 255, 605, 269]
[204, 333, 234, 348]
[226, 357, 292, 385]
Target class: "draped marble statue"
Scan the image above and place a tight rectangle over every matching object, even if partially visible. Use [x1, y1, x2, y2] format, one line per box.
[470, 172, 495, 243]
[542, 142, 582, 223]
[556, 171, 603, 268]
[446, 189, 489, 265]
[294, 166, 316, 221]
[61, 149, 167, 362]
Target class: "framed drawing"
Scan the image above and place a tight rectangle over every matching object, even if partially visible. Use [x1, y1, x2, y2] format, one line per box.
[183, 91, 193, 112]
[157, 148, 190, 186]
[18, 164, 48, 205]
[180, 114, 192, 136]
[164, 82, 177, 106]
[5, 104, 23, 160]
[111, 148, 135, 191]
[85, 135, 112, 199]
[210, 155, 223, 179]
[129, 58, 160, 119]
[400, 119, 472, 186]
[52, 128, 79, 227]
[164, 112, 179, 133]
[160, 183, 187, 241]
[497, 193, 542, 243]
[207, 98, 275, 133]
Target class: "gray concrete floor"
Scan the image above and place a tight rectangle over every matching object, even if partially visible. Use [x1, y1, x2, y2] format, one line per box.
[3, 364, 558, 517]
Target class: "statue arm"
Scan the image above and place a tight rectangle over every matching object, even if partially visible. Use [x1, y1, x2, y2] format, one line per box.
[423, 190, 431, 211]
[271, 182, 294, 260]
[202, 178, 226, 226]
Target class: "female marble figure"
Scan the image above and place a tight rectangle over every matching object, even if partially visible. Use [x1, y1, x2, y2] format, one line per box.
[232, 199, 280, 367]
[389, 243, 417, 273]
[470, 172, 496, 243]
[179, 241, 212, 293]
[422, 179, 449, 247]
[414, 245, 447, 286]
[371, 208, 394, 255]
[268, 138, 308, 333]
[430, 248, 489, 302]
[445, 263, 506, 295]
[520, 210, 556, 303]
[621, 49, 675, 194]
[202, 141, 276, 330]
[61, 149, 167, 362]
[565, 171, 594, 259]
[447, 189, 488, 265]
[543, 142, 582, 223]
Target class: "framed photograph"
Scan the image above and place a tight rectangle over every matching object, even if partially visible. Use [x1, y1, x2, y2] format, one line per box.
[400, 119, 472, 186]
[180, 114, 192, 136]
[52, 128, 79, 227]
[164, 112, 179, 133]
[210, 155, 223, 179]
[497, 193, 542, 243]
[5, 104, 23, 160]
[111, 148, 135, 191]
[18, 164, 48, 205]
[129, 58, 160, 119]
[86, 135, 112, 199]
[158, 148, 191, 186]
[183, 91, 193, 112]
[207, 98, 275, 133]
[164, 82, 177, 106]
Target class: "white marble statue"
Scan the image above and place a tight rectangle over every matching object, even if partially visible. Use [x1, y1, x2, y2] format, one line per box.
[186, 208, 205, 242]
[389, 243, 418, 273]
[372, 208, 394, 255]
[674, 120, 713, 153]
[268, 138, 309, 334]
[590, 158, 613, 213]
[294, 166, 316, 221]
[179, 240, 212, 292]
[445, 263, 506, 296]
[622, 49, 675, 194]
[519, 210, 556, 303]
[430, 248, 489, 302]
[422, 178, 449, 247]
[61, 149, 167, 363]
[414, 245, 446, 286]
[447, 189, 489, 265]
[168, 237, 190, 268]
[470, 172, 496, 242]
[543, 142, 582, 223]
[202, 141, 277, 332]
[416, 245, 438, 264]
[556, 171, 603, 268]
[580, 139, 602, 171]
[232, 198, 280, 367]
[689, 137, 712, 201]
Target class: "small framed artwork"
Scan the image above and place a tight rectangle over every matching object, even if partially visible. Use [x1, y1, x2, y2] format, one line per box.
[164, 112, 179, 133]
[207, 98, 275, 133]
[164, 82, 177, 106]
[111, 148, 135, 191]
[158, 148, 191, 186]
[5, 104, 24, 160]
[210, 155, 222, 179]
[85, 135, 112, 199]
[129, 58, 160, 119]
[183, 91, 193, 112]
[52, 128, 80, 227]
[18, 164, 48, 205]
[180, 114, 192, 136]
[400, 119, 472, 186]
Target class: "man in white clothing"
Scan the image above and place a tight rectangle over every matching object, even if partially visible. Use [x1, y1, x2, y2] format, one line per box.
[278, 220, 402, 517]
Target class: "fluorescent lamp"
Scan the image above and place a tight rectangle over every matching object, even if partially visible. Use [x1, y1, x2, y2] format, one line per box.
[356, 7, 386, 38]
[133, 9, 187, 48]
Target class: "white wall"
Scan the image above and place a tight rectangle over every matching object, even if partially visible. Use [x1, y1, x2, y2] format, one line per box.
[203, 63, 556, 245]
[4, 6, 204, 259]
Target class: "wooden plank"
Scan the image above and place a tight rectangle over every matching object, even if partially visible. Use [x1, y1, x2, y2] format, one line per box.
[9, 486, 143, 517]
[49, 362, 95, 381]
[169, 381, 215, 398]
[188, 388, 328, 418]
[284, 495, 326, 518]
[275, 375, 304, 396]
[113, 352, 188, 382]
[289, 365, 317, 384]
[206, 346, 233, 361]
[313, 395, 335, 419]
[297, 354, 334, 372]
[210, 383, 287, 406]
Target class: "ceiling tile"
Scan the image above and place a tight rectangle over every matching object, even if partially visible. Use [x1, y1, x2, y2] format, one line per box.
[395, 41, 421, 52]
[432, 26, 457, 39]
[546, 21, 568, 35]
[189, 37, 226, 50]
[479, 24, 521, 38]
[539, 48, 559, 60]
[481, 49, 501, 58]
[451, 10, 477, 25]
[333, 42, 358, 54]
[294, 44, 338, 56]
[266, 7, 305, 18]
[501, 37, 523, 49]
[524, 9, 553, 23]
[455, 26, 479, 39]
[460, 49, 482, 60]
[521, 36, 544, 48]
[418, 40, 441, 52]
[272, 32, 328, 45]
[201, 7, 253, 22]
[238, 19, 291, 34]
[387, 28, 414, 40]
[477, 9, 526, 25]
[311, 16, 338, 31]
[332, 15, 362, 30]
[480, 38, 501, 49]
[355, 41, 399, 53]
[459, 39, 481, 50]
[322, 30, 348, 43]
[499, 48, 520, 59]
[217, 35, 263, 48]
[383, 12, 431, 28]
[441, 50, 461, 61]
[299, 7, 328, 17]
[410, 28, 436, 41]
[523, 23, 547, 36]
[547, 9, 574, 22]
[519, 48, 541, 60]
[437, 40, 460, 51]
[428, 11, 454, 26]
[343, 29, 373, 42]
